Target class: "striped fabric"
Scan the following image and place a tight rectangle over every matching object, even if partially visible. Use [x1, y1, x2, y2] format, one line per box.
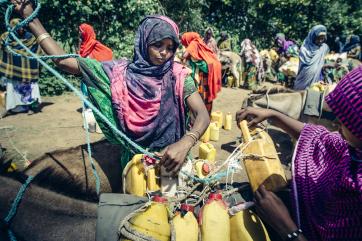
[292, 124, 362, 240]
[325, 65, 362, 141]
[0, 32, 40, 82]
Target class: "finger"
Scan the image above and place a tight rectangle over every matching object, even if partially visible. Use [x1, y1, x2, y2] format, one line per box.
[171, 162, 183, 176]
[156, 149, 167, 165]
[258, 185, 268, 198]
[254, 189, 262, 204]
[166, 161, 177, 173]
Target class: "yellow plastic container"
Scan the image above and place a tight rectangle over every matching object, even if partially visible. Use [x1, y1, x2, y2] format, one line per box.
[211, 111, 223, 128]
[173, 204, 199, 241]
[200, 125, 211, 143]
[239, 121, 287, 192]
[199, 143, 216, 162]
[200, 193, 230, 241]
[194, 160, 211, 178]
[127, 196, 170, 241]
[210, 122, 220, 141]
[123, 154, 160, 197]
[224, 112, 232, 130]
[230, 209, 270, 241]
[227, 76, 234, 88]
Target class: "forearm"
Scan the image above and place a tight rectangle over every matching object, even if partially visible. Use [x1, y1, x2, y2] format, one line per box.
[277, 218, 307, 241]
[28, 18, 80, 75]
[269, 110, 304, 139]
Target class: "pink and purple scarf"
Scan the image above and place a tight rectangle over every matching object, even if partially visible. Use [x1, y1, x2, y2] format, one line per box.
[102, 15, 189, 149]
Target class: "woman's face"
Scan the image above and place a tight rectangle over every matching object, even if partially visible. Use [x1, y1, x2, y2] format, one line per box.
[314, 35, 326, 46]
[148, 38, 175, 66]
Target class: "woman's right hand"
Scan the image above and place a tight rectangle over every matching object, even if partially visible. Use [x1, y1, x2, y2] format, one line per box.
[11, 0, 34, 19]
[236, 107, 274, 127]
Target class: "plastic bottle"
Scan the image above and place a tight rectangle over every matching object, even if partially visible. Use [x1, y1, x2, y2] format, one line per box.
[200, 124, 211, 143]
[199, 143, 216, 162]
[230, 209, 270, 241]
[239, 120, 287, 192]
[173, 204, 199, 241]
[210, 122, 220, 141]
[200, 193, 230, 241]
[211, 111, 223, 128]
[127, 196, 170, 241]
[224, 112, 232, 130]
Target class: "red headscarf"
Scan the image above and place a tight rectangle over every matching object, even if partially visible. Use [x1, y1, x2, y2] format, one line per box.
[79, 23, 113, 61]
[181, 32, 222, 102]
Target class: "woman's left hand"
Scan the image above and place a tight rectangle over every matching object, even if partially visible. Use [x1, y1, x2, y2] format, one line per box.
[155, 137, 193, 174]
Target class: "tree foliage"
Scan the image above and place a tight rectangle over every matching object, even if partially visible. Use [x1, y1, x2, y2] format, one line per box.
[0, 0, 361, 95]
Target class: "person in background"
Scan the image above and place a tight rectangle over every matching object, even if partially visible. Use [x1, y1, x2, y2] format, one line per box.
[13, 0, 210, 174]
[181, 32, 222, 114]
[203, 27, 219, 55]
[217, 31, 232, 52]
[78, 23, 113, 61]
[342, 35, 361, 61]
[0, 18, 41, 117]
[239, 38, 263, 90]
[236, 66, 362, 241]
[275, 33, 298, 58]
[294, 25, 329, 90]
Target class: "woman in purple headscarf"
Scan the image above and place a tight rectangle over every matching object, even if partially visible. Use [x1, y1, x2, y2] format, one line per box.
[13, 1, 210, 173]
[236, 66, 362, 241]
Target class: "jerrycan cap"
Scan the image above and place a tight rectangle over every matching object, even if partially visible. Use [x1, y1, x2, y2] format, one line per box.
[152, 196, 167, 203]
[208, 193, 222, 201]
[180, 204, 194, 213]
[202, 163, 210, 175]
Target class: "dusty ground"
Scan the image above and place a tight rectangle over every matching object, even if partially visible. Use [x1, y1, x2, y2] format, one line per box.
[0, 86, 293, 181]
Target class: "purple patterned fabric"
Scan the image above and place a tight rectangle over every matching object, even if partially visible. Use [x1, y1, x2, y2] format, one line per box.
[292, 124, 362, 240]
[325, 66, 362, 141]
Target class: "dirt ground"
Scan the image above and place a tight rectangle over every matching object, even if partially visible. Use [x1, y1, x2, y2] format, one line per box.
[0, 86, 293, 180]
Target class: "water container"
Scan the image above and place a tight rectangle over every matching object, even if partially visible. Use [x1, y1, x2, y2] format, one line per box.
[194, 160, 211, 178]
[199, 143, 216, 162]
[127, 196, 171, 241]
[83, 109, 96, 133]
[210, 122, 220, 141]
[0, 91, 5, 108]
[224, 112, 232, 130]
[230, 209, 270, 241]
[227, 76, 234, 88]
[200, 193, 230, 241]
[200, 124, 211, 143]
[211, 111, 223, 128]
[123, 155, 160, 197]
[173, 204, 199, 241]
[239, 121, 287, 192]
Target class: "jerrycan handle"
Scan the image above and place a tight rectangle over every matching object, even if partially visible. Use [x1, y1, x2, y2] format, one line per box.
[239, 120, 252, 142]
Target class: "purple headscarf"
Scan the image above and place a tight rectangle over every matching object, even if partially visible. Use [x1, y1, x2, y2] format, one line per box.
[292, 67, 362, 240]
[102, 15, 189, 149]
[275, 33, 295, 54]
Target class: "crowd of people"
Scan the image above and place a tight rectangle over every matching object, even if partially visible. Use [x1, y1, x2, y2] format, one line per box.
[1, 0, 361, 240]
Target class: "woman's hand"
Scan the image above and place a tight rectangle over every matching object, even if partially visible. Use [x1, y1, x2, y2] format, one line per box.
[254, 185, 298, 239]
[155, 137, 194, 175]
[236, 107, 274, 127]
[11, 0, 34, 18]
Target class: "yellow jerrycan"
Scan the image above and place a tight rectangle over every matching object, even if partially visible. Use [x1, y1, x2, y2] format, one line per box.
[210, 122, 220, 141]
[173, 204, 199, 241]
[200, 124, 211, 142]
[194, 160, 212, 178]
[200, 193, 230, 241]
[123, 154, 160, 197]
[211, 111, 223, 128]
[230, 209, 270, 241]
[239, 121, 287, 192]
[199, 143, 216, 162]
[224, 112, 232, 130]
[126, 196, 171, 241]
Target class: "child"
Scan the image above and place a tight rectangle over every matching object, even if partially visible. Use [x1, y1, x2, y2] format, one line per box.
[236, 66, 362, 240]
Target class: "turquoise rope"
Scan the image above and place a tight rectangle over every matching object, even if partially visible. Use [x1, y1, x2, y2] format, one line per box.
[181, 170, 230, 184]
[4, 175, 34, 241]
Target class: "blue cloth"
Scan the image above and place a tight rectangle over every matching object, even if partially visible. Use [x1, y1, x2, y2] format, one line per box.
[294, 25, 329, 90]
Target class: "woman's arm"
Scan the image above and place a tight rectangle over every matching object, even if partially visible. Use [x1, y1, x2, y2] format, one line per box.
[157, 92, 210, 174]
[236, 107, 304, 139]
[12, 0, 80, 75]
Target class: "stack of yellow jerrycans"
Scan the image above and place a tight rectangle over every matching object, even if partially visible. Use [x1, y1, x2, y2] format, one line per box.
[239, 120, 287, 192]
[121, 192, 271, 241]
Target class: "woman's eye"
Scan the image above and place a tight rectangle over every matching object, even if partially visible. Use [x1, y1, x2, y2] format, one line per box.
[154, 42, 162, 48]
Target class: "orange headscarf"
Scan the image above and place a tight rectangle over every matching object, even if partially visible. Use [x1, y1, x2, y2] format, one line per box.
[79, 23, 113, 61]
[181, 32, 221, 101]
